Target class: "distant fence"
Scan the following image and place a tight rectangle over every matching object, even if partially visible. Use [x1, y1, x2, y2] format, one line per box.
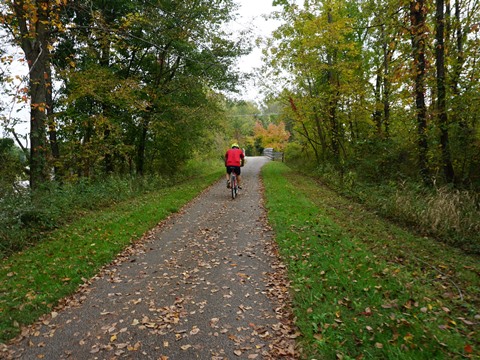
[263, 148, 284, 162]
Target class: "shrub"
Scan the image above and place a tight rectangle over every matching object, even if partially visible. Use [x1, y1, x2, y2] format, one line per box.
[0, 169, 203, 258]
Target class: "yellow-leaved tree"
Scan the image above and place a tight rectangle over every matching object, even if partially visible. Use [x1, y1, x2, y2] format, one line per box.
[1, 0, 67, 189]
[253, 121, 290, 151]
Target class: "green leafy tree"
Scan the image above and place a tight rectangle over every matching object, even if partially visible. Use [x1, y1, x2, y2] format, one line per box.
[409, 0, 430, 184]
[265, 0, 369, 164]
[48, 0, 247, 178]
[434, 0, 454, 183]
[265, 0, 480, 188]
[223, 100, 259, 152]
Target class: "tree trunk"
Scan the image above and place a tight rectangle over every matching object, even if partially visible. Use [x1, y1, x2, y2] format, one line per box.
[104, 127, 114, 174]
[13, 0, 51, 190]
[327, 9, 340, 161]
[381, 25, 391, 138]
[410, 0, 430, 184]
[313, 109, 327, 157]
[373, 68, 383, 135]
[435, 0, 455, 183]
[136, 119, 149, 176]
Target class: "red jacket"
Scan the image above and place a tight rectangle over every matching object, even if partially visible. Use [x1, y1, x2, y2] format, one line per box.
[225, 148, 244, 167]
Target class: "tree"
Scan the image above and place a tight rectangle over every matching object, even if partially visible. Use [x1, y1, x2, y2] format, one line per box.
[253, 121, 290, 151]
[265, 0, 369, 164]
[435, 0, 455, 183]
[47, 0, 246, 178]
[1, 1, 64, 189]
[1, 0, 248, 184]
[409, 0, 430, 184]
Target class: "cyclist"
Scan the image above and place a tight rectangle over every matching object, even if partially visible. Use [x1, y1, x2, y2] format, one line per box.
[225, 143, 245, 189]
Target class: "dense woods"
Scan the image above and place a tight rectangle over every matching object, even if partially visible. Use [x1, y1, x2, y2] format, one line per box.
[265, 0, 479, 186]
[1, 0, 247, 188]
[3, 0, 478, 188]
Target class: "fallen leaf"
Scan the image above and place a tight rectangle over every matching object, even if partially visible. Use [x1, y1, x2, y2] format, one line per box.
[127, 342, 141, 351]
[459, 318, 474, 325]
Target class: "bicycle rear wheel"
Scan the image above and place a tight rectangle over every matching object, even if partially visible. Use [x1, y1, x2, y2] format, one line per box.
[230, 173, 237, 199]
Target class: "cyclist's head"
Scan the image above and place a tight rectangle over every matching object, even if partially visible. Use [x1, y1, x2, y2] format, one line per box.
[231, 143, 239, 149]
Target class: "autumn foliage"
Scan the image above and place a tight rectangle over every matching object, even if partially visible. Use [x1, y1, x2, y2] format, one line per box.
[253, 121, 290, 152]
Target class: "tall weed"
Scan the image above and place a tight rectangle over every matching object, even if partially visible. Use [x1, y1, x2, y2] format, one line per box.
[307, 165, 480, 254]
[421, 187, 480, 240]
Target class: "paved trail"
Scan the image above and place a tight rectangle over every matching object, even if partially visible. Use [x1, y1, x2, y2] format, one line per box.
[3, 157, 297, 359]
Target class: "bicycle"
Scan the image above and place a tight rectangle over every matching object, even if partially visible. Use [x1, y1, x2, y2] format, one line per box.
[228, 167, 238, 199]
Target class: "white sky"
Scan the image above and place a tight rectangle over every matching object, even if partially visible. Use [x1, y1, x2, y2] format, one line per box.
[0, 43, 29, 140]
[1, 1, 283, 140]
[231, 0, 282, 102]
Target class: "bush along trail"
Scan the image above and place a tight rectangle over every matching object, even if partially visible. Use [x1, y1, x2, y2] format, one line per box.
[262, 162, 479, 359]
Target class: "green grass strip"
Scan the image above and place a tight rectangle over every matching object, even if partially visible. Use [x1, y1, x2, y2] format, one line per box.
[262, 162, 479, 359]
[0, 170, 222, 342]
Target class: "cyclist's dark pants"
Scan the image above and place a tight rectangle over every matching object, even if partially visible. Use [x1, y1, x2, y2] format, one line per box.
[226, 166, 241, 176]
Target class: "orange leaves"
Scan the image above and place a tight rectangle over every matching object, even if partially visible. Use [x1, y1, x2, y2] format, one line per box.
[253, 121, 290, 151]
[6, 0, 67, 47]
[31, 102, 47, 112]
[465, 344, 473, 354]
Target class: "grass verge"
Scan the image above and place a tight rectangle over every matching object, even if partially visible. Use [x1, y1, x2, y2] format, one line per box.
[0, 170, 222, 343]
[262, 162, 479, 359]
